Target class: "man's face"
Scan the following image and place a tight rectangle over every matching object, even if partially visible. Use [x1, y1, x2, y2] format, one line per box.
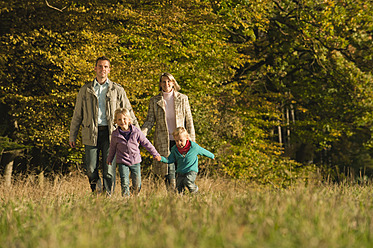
[94, 59, 110, 81]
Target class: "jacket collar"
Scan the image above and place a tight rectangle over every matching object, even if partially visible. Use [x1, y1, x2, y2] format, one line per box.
[114, 124, 137, 135]
[93, 78, 109, 87]
[156, 91, 181, 109]
[88, 78, 114, 94]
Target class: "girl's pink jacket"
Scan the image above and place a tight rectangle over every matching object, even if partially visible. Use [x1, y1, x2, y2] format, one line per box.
[108, 124, 160, 166]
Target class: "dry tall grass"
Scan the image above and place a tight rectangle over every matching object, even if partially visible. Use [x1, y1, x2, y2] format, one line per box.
[0, 171, 252, 201]
[1, 172, 373, 248]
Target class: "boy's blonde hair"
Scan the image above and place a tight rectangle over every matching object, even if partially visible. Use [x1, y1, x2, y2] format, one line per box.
[114, 108, 132, 124]
[172, 127, 189, 138]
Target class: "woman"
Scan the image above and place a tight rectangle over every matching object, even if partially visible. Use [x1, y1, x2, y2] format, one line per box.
[141, 72, 195, 190]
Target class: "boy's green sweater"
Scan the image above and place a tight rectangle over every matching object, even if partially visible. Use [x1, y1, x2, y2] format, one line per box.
[161, 141, 214, 174]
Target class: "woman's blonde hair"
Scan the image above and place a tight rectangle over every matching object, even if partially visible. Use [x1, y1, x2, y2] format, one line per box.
[159, 72, 181, 92]
[114, 108, 132, 124]
[172, 127, 189, 138]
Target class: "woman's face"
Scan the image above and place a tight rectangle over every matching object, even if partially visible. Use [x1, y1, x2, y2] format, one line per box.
[160, 76, 174, 93]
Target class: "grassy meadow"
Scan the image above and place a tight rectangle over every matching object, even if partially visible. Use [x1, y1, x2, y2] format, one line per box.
[1, 172, 373, 248]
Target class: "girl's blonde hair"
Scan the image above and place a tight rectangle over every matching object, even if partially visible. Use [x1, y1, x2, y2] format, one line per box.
[172, 127, 189, 138]
[159, 72, 181, 92]
[114, 108, 132, 124]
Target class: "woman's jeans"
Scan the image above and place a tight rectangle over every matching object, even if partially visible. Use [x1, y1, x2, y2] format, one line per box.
[118, 163, 141, 196]
[165, 140, 176, 189]
[85, 127, 116, 195]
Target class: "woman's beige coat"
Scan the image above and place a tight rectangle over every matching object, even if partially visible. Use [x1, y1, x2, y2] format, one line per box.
[141, 91, 195, 176]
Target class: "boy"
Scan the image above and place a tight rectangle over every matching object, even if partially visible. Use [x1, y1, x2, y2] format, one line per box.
[161, 127, 214, 194]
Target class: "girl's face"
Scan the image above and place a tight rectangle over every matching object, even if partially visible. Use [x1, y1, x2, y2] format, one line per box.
[115, 113, 130, 131]
[160, 76, 174, 93]
[174, 133, 188, 149]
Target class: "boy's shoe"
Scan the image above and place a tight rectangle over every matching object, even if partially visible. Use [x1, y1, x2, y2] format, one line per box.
[191, 186, 199, 194]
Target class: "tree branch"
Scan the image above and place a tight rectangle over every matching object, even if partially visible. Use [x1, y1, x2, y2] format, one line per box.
[45, 0, 67, 12]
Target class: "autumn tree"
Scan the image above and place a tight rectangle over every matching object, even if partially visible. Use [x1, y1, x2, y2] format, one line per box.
[1, 0, 372, 184]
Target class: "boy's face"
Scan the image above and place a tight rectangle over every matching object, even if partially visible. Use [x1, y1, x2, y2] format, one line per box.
[115, 113, 130, 131]
[174, 133, 188, 149]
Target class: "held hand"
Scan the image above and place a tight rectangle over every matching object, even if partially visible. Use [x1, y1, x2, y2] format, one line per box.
[154, 155, 161, 162]
[69, 141, 76, 148]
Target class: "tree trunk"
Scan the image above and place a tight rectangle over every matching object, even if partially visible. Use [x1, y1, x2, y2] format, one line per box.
[1, 149, 24, 186]
[4, 160, 13, 186]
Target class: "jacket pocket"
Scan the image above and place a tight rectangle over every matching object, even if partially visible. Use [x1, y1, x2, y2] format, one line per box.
[82, 124, 91, 137]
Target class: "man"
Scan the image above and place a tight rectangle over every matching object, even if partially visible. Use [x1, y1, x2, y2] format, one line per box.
[69, 56, 139, 195]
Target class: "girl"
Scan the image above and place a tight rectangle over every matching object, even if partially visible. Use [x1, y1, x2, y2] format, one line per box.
[107, 108, 161, 196]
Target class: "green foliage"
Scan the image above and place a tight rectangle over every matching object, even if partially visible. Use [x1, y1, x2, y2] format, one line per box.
[217, 0, 373, 177]
[0, 0, 372, 182]
[0, 136, 27, 153]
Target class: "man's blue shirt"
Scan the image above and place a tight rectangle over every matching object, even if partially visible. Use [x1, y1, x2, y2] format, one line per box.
[93, 78, 109, 126]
